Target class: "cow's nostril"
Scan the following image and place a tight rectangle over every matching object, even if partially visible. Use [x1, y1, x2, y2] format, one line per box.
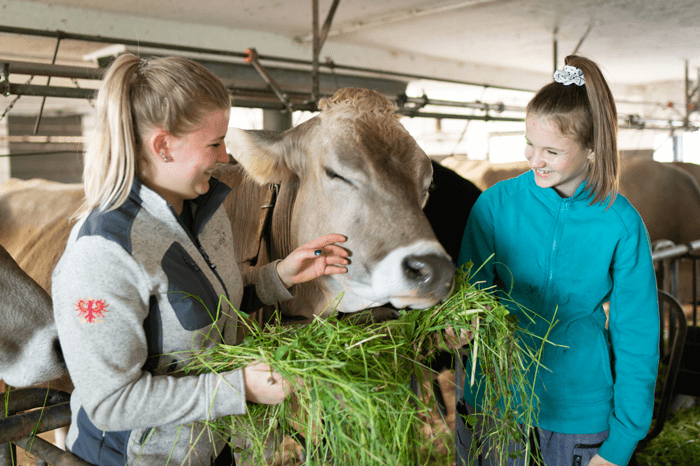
[53, 337, 65, 365]
[402, 254, 456, 302]
[403, 256, 431, 283]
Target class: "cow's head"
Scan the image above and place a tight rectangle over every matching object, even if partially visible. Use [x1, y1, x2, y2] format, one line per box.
[0, 244, 66, 387]
[227, 88, 455, 313]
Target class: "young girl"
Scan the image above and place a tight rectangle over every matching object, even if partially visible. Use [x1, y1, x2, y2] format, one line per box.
[51, 54, 348, 465]
[456, 55, 658, 466]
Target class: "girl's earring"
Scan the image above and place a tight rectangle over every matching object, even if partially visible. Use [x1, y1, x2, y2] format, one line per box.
[160, 152, 172, 163]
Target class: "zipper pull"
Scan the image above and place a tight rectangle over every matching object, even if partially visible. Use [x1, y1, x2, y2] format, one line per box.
[200, 249, 210, 263]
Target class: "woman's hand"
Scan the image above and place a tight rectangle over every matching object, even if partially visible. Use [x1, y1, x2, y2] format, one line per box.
[588, 454, 618, 466]
[276, 234, 349, 288]
[243, 362, 293, 405]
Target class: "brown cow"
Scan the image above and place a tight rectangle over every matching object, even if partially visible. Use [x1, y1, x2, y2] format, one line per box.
[671, 161, 700, 190]
[619, 158, 700, 246]
[0, 88, 455, 389]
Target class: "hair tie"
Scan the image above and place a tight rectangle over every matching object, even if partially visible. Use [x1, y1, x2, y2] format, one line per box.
[553, 65, 585, 86]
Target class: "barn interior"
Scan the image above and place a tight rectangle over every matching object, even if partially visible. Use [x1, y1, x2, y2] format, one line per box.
[1, 0, 700, 464]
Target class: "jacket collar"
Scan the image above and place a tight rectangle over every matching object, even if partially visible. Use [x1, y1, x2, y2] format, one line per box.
[130, 177, 231, 235]
[526, 170, 592, 206]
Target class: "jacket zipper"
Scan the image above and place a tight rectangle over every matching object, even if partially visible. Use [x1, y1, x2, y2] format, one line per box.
[541, 198, 569, 322]
[176, 205, 230, 299]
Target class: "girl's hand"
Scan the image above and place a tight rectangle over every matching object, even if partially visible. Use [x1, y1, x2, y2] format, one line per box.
[243, 362, 293, 405]
[588, 454, 618, 466]
[444, 326, 474, 350]
[276, 234, 349, 288]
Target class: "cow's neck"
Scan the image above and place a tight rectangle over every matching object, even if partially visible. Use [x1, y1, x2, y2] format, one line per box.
[216, 163, 321, 324]
[269, 176, 325, 323]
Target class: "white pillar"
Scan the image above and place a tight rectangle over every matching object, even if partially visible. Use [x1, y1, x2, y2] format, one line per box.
[81, 111, 96, 178]
[0, 117, 10, 185]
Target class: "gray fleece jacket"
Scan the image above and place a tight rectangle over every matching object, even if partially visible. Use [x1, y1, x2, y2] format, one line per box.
[52, 178, 292, 466]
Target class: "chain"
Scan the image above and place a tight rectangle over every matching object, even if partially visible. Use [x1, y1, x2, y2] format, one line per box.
[0, 75, 34, 123]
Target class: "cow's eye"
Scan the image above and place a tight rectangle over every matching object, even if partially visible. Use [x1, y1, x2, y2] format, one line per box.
[325, 168, 353, 186]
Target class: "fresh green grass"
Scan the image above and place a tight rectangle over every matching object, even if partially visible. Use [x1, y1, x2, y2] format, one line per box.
[636, 404, 700, 466]
[184, 262, 556, 465]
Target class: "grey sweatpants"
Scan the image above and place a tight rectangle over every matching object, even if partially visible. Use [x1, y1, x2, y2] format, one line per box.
[455, 400, 609, 466]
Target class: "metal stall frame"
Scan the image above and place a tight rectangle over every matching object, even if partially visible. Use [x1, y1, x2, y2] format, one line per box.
[651, 239, 700, 399]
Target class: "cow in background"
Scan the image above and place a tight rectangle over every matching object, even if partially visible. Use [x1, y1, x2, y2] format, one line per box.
[424, 160, 482, 263]
[0, 244, 65, 388]
[672, 161, 700, 189]
[620, 158, 700, 246]
[441, 156, 700, 247]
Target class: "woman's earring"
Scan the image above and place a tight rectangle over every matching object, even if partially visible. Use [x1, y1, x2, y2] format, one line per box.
[160, 152, 171, 163]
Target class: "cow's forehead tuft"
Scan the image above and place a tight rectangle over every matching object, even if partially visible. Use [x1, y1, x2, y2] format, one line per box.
[318, 88, 400, 120]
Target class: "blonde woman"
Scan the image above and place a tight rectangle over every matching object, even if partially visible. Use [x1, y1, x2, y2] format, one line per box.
[52, 54, 348, 465]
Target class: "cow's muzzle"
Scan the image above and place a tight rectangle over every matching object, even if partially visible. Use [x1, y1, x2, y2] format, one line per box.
[402, 254, 455, 302]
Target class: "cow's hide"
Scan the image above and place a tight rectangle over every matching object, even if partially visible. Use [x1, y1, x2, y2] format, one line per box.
[0, 244, 64, 387]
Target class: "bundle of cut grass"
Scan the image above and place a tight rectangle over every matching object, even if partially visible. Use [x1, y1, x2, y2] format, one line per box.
[184, 262, 555, 465]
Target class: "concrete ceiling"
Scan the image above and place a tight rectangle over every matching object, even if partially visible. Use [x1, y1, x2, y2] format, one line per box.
[1, 0, 699, 112]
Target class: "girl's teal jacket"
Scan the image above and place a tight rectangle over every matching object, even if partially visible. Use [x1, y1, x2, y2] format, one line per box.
[458, 171, 658, 466]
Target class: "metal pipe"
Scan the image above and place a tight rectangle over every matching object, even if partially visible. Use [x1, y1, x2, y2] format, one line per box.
[694, 258, 698, 326]
[0, 24, 536, 94]
[312, 0, 320, 103]
[0, 60, 103, 81]
[318, 0, 342, 51]
[312, 0, 341, 103]
[0, 25, 249, 61]
[0, 403, 72, 444]
[298, 0, 501, 41]
[244, 48, 294, 112]
[685, 59, 690, 130]
[0, 150, 85, 158]
[7, 83, 94, 99]
[571, 23, 594, 56]
[651, 239, 700, 262]
[0, 442, 15, 466]
[396, 110, 524, 122]
[553, 26, 559, 73]
[401, 96, 525, 113]
[2, 389, 70, 416]
[14, 436, 92, 466]
[34, 34, 62, 134]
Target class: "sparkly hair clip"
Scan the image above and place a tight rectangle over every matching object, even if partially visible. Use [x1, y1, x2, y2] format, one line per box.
[553, 65, 585, 86]
[137, 58, 150, 76]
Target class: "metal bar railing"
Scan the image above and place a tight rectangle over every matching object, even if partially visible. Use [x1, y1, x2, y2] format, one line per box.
[652, 239, 700, 327]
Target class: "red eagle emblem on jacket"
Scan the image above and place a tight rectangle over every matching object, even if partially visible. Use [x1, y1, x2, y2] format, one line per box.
[75, 298, 109, 324]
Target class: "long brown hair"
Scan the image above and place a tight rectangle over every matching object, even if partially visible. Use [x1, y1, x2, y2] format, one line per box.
[80, 54, 231, 217]
[526, 55, 619, 207]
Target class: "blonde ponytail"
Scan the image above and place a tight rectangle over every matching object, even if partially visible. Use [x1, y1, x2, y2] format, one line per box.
[79, 54, 231, 218]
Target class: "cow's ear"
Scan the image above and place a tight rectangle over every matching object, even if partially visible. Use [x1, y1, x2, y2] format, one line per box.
[225, 128, 295, 184]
